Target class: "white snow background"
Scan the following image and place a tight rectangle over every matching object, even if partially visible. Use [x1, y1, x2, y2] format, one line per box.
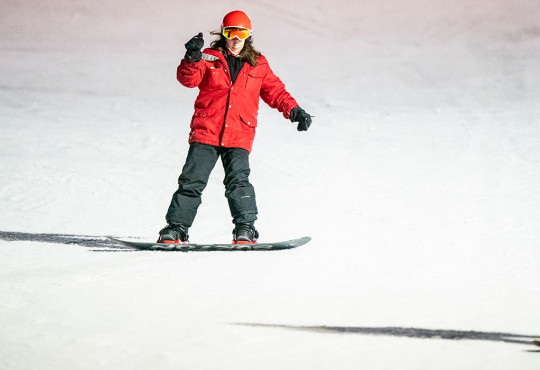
[1, 0, 539, 368]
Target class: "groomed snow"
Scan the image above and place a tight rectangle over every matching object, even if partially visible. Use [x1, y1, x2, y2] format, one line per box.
[1, 0, 539, 369]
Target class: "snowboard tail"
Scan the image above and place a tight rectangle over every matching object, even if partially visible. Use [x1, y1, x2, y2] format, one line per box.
[108, 236, 311, 252]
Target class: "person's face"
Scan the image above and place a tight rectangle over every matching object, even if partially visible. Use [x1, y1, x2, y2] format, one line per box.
[226, 37, 245, 54]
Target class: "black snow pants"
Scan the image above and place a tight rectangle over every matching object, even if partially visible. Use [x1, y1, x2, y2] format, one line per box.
[165, 143, 258, 227]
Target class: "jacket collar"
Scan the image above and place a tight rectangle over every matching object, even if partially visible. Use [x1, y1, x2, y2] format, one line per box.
[202, 48, 228, 66]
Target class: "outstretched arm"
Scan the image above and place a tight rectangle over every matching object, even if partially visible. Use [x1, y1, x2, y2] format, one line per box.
[260, 60, 312, 131]
[260, 62, 299, 119]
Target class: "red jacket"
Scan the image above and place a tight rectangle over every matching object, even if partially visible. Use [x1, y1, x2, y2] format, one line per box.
[177, 48, 299, 153]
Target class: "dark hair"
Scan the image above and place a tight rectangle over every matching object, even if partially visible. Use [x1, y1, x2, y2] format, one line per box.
[209, 30, 261, 67]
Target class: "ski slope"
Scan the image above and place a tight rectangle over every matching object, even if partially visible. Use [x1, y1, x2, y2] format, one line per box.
[1, 0, 539, 368]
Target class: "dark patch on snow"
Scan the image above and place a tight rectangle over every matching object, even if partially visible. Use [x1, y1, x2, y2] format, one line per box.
[0, 230, 133, 252]
[236, 323, 540, 350]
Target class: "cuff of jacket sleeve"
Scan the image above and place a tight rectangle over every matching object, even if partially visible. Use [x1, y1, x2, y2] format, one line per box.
[284, 105, 300, 120]
[184, 51, 202, 63]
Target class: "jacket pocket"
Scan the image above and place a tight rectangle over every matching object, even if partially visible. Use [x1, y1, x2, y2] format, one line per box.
[191, 108, 218, 130]
[245, 71, 263, 91]
[193, 108, 217, 118]
[239, 113, 257, 129]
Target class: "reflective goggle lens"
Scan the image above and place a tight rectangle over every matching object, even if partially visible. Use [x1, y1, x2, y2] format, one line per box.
[222, 27, 251, 40]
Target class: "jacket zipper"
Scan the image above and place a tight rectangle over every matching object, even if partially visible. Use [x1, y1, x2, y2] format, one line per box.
[219, 57, 249, 146]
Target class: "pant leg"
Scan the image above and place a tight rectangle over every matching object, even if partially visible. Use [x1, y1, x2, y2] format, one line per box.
[221, 148, 258, 224]
[166, 143, 219, 227]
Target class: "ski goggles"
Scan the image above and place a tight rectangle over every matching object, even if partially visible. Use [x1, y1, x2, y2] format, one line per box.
[222, 27, 251, 40]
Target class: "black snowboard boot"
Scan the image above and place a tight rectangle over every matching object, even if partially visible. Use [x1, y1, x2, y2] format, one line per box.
[158, 223, 189, 244]
[232, 223, 259, 244]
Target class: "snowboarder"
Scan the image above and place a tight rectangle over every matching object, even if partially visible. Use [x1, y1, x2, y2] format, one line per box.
[158, 10, 312, 244]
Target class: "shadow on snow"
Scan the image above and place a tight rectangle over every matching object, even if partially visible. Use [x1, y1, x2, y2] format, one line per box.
[0, 230, 132, 252]
[236, 323, 540, 351]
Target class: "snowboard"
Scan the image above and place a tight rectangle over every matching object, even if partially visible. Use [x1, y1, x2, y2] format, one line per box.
[107, 236, 311, 252]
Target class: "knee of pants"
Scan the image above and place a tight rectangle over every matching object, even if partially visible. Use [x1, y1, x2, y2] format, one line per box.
[224, 169, 252, 194]
[178, 177, 208, 197]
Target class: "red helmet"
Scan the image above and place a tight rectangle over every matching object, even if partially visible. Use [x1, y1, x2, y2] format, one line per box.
[222, 10, 252, 31]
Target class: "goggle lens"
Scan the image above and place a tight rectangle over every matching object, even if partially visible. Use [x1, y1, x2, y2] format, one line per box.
[222, 27, 251, 40]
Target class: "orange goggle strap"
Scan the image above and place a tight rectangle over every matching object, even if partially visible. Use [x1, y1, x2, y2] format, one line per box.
[222, 27, 251, 40]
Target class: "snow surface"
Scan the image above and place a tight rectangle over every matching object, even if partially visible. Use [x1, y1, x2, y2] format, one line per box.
[1, 0, 540, 368]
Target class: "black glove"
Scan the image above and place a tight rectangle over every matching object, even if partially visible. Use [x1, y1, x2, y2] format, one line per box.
[184, 32, 204, 62]
[289, 106, 312, 131]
